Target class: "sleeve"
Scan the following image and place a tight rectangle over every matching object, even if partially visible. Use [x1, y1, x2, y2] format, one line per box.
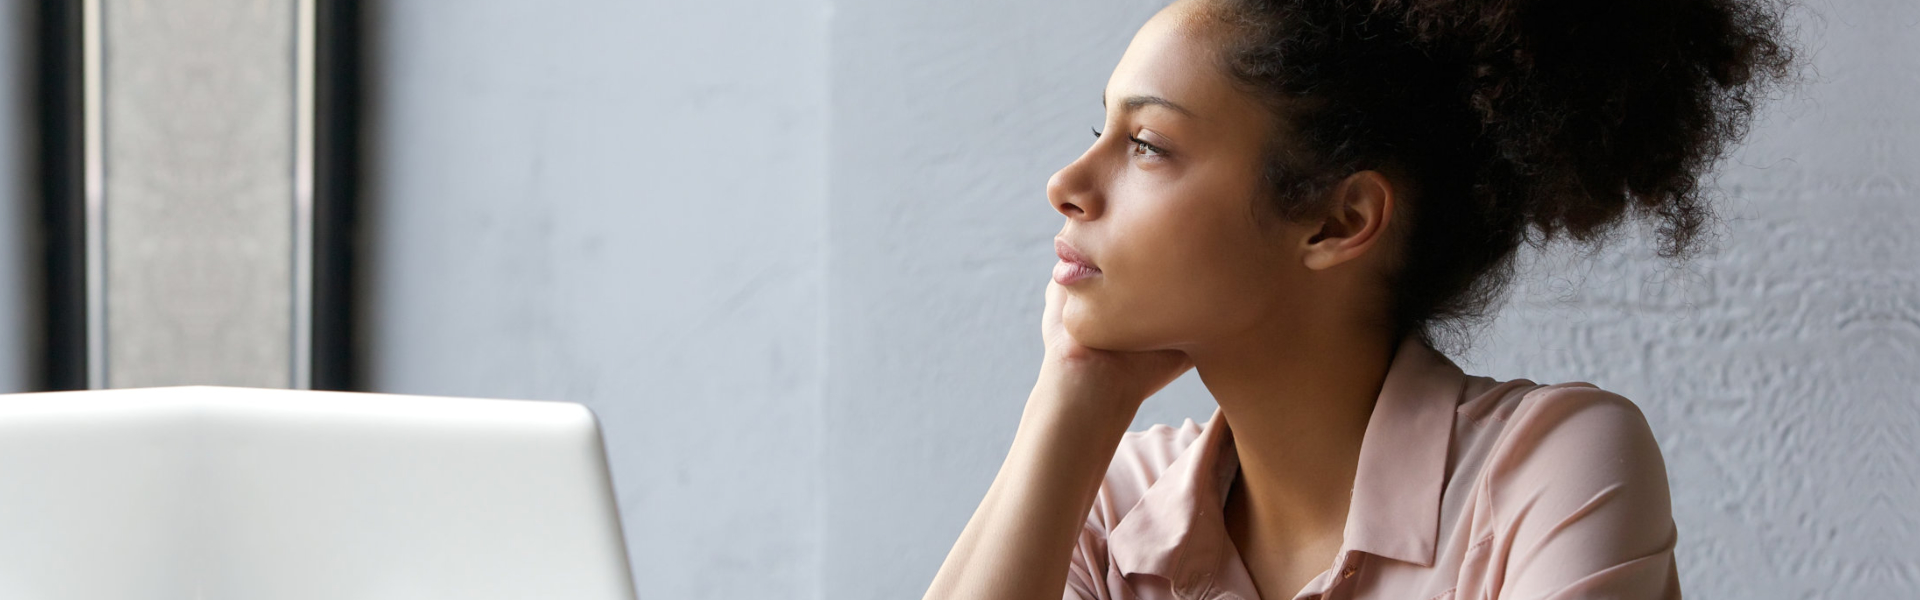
[1063, 517, 1111, 600]
[1489, 386, 1683, 600]
[1064, 437, 1139, 600]
[1064, 423, 1195, 600]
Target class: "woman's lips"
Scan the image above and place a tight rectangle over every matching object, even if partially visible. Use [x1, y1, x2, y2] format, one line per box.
[1053, 239, 1102, 285]
[1053, 260, 1101, 285]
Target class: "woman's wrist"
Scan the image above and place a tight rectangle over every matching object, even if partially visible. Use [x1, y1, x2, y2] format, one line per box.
[1027, 359, 1149, 435]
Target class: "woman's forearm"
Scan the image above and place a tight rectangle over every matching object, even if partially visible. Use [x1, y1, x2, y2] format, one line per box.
[923, 371, 1141, 600]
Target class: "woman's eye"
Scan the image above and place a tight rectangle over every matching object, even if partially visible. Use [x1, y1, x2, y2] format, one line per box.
[1129, 136, 1165, 157]
[1091, 127, 1166, 158]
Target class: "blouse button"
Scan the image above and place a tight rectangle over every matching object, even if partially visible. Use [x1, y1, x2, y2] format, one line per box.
[1341, 564, 1358, 579]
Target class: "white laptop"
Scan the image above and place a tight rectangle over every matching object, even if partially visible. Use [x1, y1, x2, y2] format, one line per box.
[0, 386, 637, 600]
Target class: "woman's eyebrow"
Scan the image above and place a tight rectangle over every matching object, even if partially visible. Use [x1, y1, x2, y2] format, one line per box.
[1101, 92, 1197, 118]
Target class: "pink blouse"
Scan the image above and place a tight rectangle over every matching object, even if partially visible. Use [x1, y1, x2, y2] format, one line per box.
[1065, 338, 1681, 600]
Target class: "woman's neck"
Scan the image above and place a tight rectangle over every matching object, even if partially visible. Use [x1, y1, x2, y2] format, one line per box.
[1188, 320, 1396, 594]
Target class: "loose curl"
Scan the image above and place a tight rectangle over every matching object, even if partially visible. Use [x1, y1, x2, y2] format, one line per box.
[1205, 0, 1795, 349]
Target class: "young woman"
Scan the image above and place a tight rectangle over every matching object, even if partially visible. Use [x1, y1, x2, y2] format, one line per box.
[925, 0, 1791, 598]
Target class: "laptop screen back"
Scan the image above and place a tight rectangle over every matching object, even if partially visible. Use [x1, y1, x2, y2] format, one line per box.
[0, 386, 637, 600]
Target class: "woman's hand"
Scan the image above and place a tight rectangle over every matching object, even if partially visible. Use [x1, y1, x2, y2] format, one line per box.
[1038, 279, 1194, 408]
[923, 279, 1195, 600]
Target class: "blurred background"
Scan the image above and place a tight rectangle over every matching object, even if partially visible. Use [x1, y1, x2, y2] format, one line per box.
[0, 0, 1912, 598]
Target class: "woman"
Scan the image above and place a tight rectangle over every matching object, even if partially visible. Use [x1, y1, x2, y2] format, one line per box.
[925, 0, 1791, 598]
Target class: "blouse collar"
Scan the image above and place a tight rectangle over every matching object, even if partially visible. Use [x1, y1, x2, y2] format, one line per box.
[1107, 337, 1467, 593]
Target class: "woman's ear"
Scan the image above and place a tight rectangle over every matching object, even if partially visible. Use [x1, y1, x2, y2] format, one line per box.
[1302, 170, 1396, 271]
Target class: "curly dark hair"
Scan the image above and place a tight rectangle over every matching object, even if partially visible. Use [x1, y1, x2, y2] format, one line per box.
[1204, 0, 1796, 349]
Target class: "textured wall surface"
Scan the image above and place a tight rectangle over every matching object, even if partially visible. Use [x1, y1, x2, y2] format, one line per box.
[362, 2, 829, 598]
[365, 0, 1910, 598]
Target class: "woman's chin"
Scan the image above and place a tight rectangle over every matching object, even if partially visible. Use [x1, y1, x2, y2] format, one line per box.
[1063, 313, 1163, 353]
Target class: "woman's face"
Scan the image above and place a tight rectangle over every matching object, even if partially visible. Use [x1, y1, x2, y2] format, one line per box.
[1048, 2, 1316, 352]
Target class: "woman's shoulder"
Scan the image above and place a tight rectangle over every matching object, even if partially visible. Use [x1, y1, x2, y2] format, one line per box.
[1462, 378, 1662, 458]
[1457, 377, 1673, 523]
[1459, 375, 1649, 424]
[1447, 378, 1681, 596]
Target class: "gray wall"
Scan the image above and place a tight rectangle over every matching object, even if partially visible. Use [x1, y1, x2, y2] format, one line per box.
[365, 0, 1913, 599]
[363, 2, 828, 599]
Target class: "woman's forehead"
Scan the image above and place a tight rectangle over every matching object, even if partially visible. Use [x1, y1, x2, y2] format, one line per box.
[1105, 5, 1267, 128]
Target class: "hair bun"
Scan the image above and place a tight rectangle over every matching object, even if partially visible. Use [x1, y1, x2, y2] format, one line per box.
[1214, 0, 1795, 346]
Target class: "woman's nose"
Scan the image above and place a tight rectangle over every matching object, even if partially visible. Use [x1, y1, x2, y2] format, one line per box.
[1046, 154, 1102, 220]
